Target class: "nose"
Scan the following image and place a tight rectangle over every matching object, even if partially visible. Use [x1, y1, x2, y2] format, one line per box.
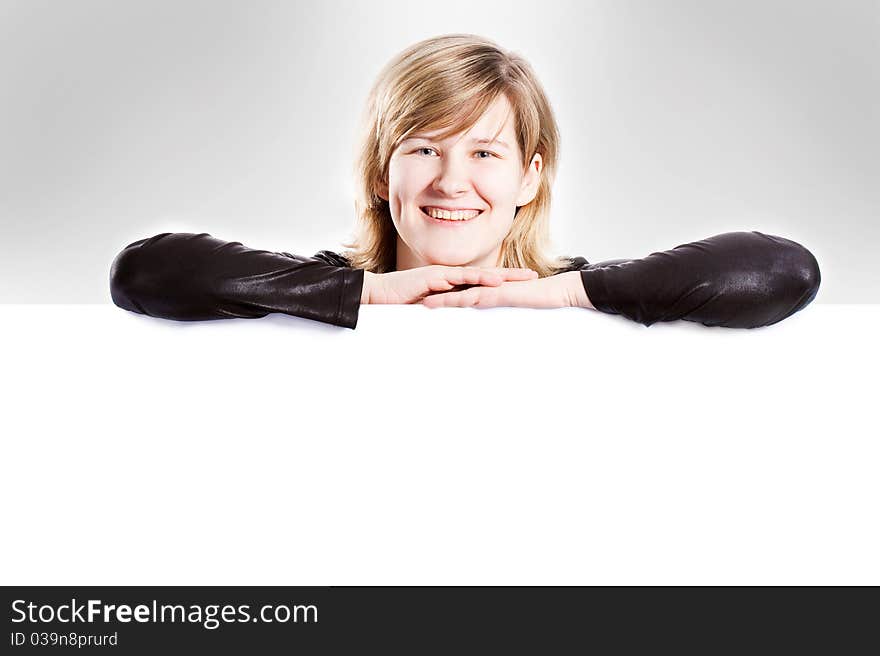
[432, 153, 471, 197]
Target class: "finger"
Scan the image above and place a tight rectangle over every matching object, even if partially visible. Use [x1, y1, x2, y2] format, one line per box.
[486, 267, 539, 280]
[453, 267, 536, 285]
[424, 286, 497, 308]
[423, 291, 471, 308]
[436, 268, 503, 289]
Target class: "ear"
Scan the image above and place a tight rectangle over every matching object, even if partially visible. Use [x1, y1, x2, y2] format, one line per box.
[375, 179, 389, 201]
[515, 153, 543, 207]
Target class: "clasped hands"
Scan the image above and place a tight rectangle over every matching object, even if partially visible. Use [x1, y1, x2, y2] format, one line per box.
[361, 266, 592, 310]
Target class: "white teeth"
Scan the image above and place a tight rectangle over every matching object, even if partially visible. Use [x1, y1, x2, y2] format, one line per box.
[424, 207, 481, 220]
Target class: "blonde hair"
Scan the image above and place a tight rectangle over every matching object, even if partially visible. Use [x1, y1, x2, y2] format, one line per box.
[340, 33, 574, 277]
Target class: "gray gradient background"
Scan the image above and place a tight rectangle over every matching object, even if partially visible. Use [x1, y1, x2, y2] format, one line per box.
[1, 0, 877, 303]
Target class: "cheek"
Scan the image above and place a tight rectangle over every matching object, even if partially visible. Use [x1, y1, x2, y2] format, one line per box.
[481, 171, 523, 205]
[389, 160, 520, 213]
[389, 159, 426, 189]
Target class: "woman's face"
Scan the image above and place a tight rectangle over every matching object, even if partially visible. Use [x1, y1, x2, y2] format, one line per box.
[377, 94, 543, 271]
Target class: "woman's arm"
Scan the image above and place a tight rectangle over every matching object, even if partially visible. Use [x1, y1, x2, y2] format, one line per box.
[577, 231, 821, 328]
[109, 232, 365, 329]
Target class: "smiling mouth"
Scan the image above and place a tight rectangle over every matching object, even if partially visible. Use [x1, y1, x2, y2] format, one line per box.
[419, 207, 484, 223]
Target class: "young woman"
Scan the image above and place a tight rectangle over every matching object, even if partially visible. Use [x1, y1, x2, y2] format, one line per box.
[109, 34, 821, 330]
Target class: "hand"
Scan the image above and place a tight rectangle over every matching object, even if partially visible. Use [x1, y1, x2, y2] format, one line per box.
[362, 265, 539, 305]
[420, 270, 593, 310]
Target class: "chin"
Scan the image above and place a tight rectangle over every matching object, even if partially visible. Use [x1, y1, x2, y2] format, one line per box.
[423, 251, 477, 267]
[417, 243, 465, 262]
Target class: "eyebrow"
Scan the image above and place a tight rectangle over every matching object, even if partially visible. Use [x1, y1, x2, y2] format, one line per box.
[403, 134, 511, 150]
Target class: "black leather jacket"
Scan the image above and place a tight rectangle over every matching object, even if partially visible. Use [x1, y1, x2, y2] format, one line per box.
[109, 231, 821, 329]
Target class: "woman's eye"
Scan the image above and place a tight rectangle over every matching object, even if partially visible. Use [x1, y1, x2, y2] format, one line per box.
[414, 148, 496, 159]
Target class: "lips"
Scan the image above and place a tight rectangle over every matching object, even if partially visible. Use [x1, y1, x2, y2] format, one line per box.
[419, 207, 483, 224]
[420, 206, 483, 213]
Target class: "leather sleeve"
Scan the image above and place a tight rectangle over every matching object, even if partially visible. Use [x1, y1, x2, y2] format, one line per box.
[578, 231, 821, 328]
[109, 232, 364, 329]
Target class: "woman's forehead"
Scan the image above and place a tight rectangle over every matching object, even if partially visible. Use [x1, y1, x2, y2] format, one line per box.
[405, 95, 516, 147]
